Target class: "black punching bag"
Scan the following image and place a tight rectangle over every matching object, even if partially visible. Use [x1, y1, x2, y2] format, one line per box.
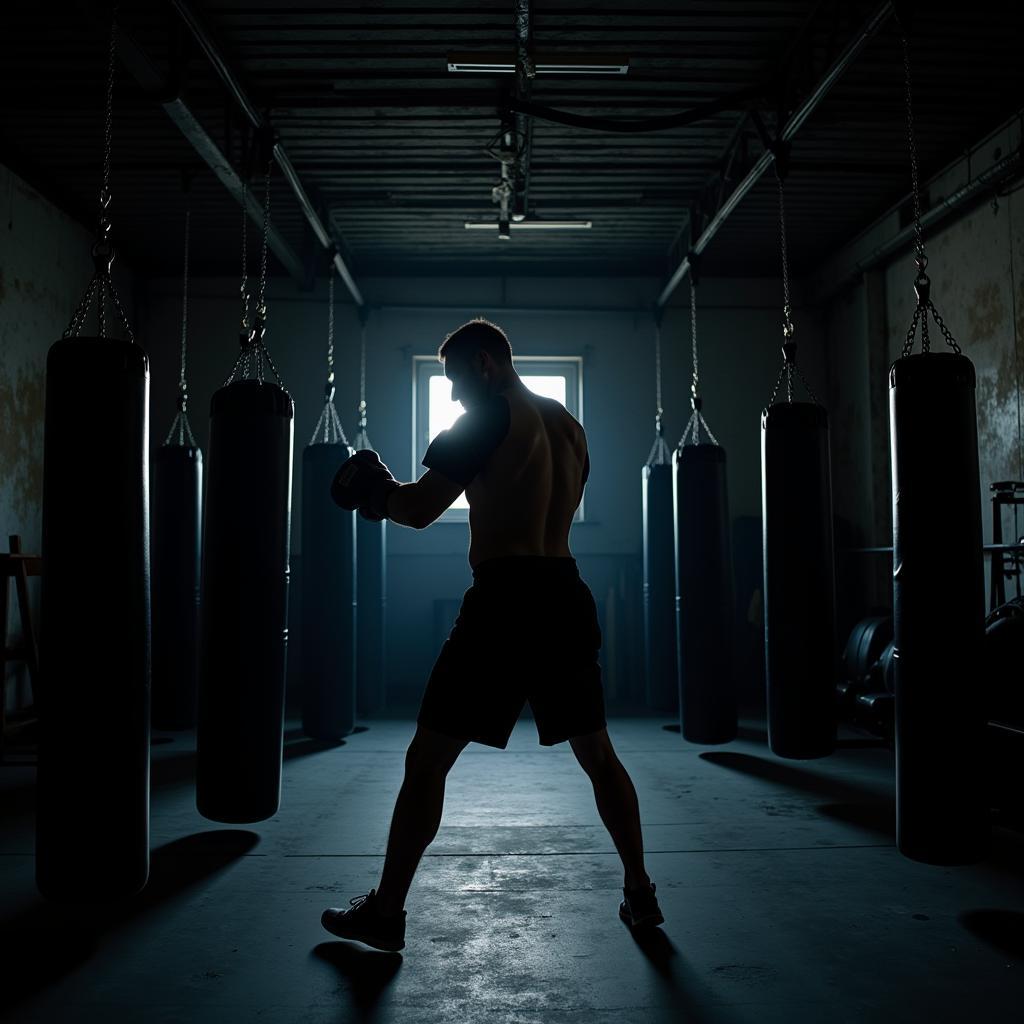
[37, 337, 151, 900]
[196, 379, 294, 823]
[761, 402, 837, 760]
[356, 516, 387, 717]
[890, 352, 987, 864]
[301, 442, 357, 739]
[643, 463, 677, 713]
[151, 444, 202, 730]
[673, 443, 736, 743]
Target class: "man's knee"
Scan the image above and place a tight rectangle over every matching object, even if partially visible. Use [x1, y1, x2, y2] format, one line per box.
[569, 727, 618, 778]
[405, 725, 469, 777]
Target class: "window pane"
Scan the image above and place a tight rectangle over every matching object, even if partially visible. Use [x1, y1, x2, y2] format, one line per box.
[425, 372, 569, 512]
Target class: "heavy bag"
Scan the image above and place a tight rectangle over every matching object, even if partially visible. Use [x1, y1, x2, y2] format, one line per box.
[642, 463, 677, 713]
[356, 515, 387, 717]
[673, 443, 736, 744]
[151, 444, 202, 730]
[761, 402, 837, 759]
[196, 379, 294, 823]
[37, 337, 151, 901]
[890, 352, 987, 864]
[301, 442, 357, 740]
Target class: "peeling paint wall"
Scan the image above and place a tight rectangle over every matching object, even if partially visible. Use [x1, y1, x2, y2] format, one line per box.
[0, 163, 134, 713]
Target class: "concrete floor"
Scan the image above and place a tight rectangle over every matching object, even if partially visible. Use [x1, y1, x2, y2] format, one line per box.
[1, 714, 1023, 1023]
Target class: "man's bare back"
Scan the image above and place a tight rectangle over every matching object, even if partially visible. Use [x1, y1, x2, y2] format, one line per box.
[464, 382, 587, 566]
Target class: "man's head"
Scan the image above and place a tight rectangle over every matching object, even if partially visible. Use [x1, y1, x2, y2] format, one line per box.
[438, 318, 514, 409]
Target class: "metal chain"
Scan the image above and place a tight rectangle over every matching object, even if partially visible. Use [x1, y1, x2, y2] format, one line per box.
[689, 276, 700, 441]
[355, 318, 372, 450]
[179, 207, 190, 393]
[898, 34, 962, 358]
[778, 176, 795, 343]
[326, 274, 335, 395]
[654, 319, 663, 424]
[61, 8, 134, 343]
[239, 179, 250, 338]
[254, 158, 272, 357]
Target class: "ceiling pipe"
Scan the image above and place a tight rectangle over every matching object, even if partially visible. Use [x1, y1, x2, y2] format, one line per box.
[170, 0, 363, 306]
[657, 0, 894, 309]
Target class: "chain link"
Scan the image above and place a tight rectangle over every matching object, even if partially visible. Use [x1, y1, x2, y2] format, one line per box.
[180, 207, 190, 392]
[897, 33, 963, 358]
[355, 318, 372, 450]
[653, 319, 663, 423]
[778, 176, 794, 342]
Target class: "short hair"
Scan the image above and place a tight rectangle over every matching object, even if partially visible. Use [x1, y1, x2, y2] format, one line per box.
[437, 318, 513, 364]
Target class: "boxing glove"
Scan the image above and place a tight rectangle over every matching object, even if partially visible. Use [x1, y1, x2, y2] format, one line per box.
[331, 449, 400, 521]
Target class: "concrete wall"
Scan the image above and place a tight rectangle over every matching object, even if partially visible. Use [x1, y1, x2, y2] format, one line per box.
[139, 272, 825, 710]
[0, 163, 134, 713]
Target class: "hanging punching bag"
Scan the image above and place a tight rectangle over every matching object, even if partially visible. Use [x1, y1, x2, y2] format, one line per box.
[357, 516, 387, 717]
[761, 399, 837, 759]
[890, 352, 987, 863]
[37, 334, 152, 901]
[36, 17, 150, 901]
[196, 378, 294, 823]
[152, 444, 202, 730]
[673, 442, 736, 743]
[642, 461, 677, 713]
[888, 26, 988, 864]
[301, 441, 358, 740]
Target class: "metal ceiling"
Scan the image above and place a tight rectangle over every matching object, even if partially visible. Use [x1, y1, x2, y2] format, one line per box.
[1, 1, 1021, 298]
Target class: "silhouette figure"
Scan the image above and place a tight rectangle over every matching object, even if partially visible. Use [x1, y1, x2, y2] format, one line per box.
[325, 319, 662, 951]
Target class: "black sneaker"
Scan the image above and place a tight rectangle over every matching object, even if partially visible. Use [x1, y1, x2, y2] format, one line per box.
[321, 888, 406, 951]
[619, 881, 664, 929]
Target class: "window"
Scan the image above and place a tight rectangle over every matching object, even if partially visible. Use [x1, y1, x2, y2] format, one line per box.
[413, 355, 584, 522]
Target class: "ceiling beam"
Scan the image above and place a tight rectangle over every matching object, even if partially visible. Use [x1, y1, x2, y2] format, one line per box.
[170, 0, 363, 306]
[109, 20, 306, 287]
[656, 0, 894, 309]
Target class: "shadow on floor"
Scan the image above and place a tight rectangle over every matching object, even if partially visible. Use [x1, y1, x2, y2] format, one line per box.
[959, 909, 1024, 960]
[625, 924, 746, 1024]
[0, 829, 258, 1012]
[312, 941, 402, 1022]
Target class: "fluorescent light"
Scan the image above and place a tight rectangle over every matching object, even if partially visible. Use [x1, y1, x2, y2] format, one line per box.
[447, 53, 628, 75]
[465, 220, 592, 230]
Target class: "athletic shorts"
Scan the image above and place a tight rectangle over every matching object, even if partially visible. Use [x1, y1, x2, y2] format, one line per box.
[416, 555, 607, 748]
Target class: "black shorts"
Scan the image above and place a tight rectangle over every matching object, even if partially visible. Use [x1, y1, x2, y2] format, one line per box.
[416, 556, 607, 748]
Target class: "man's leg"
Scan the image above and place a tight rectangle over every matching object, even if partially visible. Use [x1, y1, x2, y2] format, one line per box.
[569, 728, 652, 890]
[374, 725, 470, 916]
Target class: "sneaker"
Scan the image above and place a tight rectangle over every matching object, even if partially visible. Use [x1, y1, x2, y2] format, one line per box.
[619, 880, 664, 929]
[321, 888, 406, 951]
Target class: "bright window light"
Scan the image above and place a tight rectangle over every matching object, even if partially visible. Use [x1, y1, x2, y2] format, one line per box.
[427, 374, 569, 510]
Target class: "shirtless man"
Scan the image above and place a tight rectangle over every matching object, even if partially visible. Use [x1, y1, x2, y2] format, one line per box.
[321, 319, 662, 951]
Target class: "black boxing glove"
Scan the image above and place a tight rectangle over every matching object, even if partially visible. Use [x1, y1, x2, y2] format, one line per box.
[330, 449, 400, 521]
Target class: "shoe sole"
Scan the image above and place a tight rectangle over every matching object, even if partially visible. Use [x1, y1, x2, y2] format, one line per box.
[321, 915, 405, 952]
[619, 905, 665, 929]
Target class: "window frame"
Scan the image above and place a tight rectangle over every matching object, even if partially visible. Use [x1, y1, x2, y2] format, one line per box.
[411, 354, 585, 523]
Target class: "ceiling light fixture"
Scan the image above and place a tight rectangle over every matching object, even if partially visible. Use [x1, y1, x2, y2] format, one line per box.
[464, 220, 593, 230]
[448, 53, 628, 76]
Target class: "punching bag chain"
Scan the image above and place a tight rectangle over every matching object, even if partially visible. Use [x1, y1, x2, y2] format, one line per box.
[62, 8, 134, 344]
[678, 273, 720, 448]
[899, 34, 962, 358]
[768, 173, 818, 406]
[224, 158, 285, 388]
[164, 206, 197, 447]
[355, 315, 373, 451]
[645, 318, 672, 466]
[309, 273, 350, 446]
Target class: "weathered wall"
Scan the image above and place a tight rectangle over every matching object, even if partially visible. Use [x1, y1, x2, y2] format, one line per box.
[0, 163, 134, 713]
[817, 116, 1024, 635]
